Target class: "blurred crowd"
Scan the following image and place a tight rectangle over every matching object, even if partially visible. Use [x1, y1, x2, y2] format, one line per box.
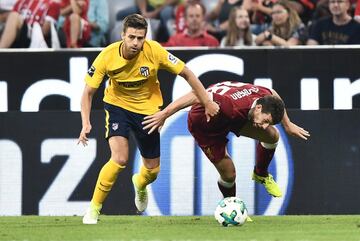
[0, 0, 359, 48]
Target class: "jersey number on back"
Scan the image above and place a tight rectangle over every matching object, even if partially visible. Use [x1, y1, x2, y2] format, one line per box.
[206, 81, 247, 95]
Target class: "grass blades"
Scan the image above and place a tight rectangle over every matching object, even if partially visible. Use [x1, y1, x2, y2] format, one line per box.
[0, 215, 359, 241]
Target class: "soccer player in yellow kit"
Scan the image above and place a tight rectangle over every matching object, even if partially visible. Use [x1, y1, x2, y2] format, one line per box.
[78, 14, 219, 224]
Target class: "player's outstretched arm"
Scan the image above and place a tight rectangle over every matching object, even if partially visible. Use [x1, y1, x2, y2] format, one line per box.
[179, 66, 219, 122]
[142, 91, 199, 134]
[78, 84, 97, 146]
[281, 112, 310, 140]
[270, 89, 310, 140]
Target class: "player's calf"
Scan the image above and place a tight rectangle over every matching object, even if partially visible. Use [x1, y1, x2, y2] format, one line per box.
[217, 178, 236, 198]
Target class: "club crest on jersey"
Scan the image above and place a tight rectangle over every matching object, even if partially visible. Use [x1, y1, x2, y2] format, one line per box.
[140, 66, 150, 77]
[87, 66, 96, 77]
[168, 53, 178, 65]
[112, 123, 119, 131]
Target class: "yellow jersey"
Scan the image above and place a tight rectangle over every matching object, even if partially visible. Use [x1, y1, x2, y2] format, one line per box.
[85, 40, 185, 115]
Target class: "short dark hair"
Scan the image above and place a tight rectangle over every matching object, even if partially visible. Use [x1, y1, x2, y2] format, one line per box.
[123, 14, 148, 34]
[256, 95, 285, 124]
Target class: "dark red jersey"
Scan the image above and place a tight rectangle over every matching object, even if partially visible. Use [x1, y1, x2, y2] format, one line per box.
[188, 81, 272, 161]
[190, 81, 272, 135]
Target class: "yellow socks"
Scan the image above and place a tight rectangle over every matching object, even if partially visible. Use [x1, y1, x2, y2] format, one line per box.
[134, 165, 160, 190]
[90, 201, 102, 212]
[92, 159, 125, 206]
[91, 162, 159, 207]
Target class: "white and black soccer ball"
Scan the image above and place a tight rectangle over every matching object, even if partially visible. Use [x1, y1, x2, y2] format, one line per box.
[214, 197, 248, 227]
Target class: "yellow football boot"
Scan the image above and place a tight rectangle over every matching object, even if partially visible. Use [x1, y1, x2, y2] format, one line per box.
[83, 202, 102, 224]
[252, 172, 282, 197]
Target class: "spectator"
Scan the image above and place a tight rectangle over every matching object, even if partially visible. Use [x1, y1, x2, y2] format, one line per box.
[61, 0, 91, 48]
[206, 0, 243, 40]
[355, 0, 360, 22]
[243, 0, 275, 35]
[255, 0, 307, 46]
[0, 0, 16, 36]
[287, 0, 316, 24]
[221, 6, 256, 46]
[244, 0, 314, 33]
[0, 0, 60, 48]
[307, 0, 360, 45]
[310, 0, 331, 23]
[164, 2, 219, 46]
[172, 0, 201, 35]
[115, 0, 180, 42]
[85, 0, 109, 47]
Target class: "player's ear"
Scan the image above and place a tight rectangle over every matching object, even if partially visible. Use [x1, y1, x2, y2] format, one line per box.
[255, 104, 262, 112]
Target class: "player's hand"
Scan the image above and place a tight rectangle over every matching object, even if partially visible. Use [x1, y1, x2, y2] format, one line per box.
[205, 100, 220, 122]
[78, 124, 92, 146]
[142, 110, 167, 134]
[284, 122, 310, 140]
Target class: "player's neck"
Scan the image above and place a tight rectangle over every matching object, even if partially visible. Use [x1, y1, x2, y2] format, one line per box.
[121, 44, 136, 60]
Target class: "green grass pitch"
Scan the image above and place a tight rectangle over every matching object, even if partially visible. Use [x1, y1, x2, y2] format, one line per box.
[0, 215, 359, 241]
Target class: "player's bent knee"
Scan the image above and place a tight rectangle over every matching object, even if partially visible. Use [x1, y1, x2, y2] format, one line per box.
[110, 157, 128, 166]
[225, 167, 236, 181]
[260, 141, 278, 150]
[266, 127, 279, 143]
[215, 165, 236, 182]
[222, 174, 236, 183]
[219, 176, 236, 186]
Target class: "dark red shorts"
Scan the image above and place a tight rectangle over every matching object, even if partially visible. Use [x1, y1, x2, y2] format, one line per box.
[187, 105, 229, 163]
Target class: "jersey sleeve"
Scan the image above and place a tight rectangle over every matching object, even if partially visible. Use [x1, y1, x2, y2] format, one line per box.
[84, 49, 107, 88]
[152, 41, 185, 75]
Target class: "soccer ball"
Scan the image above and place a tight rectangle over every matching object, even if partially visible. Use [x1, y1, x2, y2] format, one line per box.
[214, 197, 248, 227]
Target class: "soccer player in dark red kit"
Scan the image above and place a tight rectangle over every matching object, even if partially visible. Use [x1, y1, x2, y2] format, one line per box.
[143, 81, 310, 198]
